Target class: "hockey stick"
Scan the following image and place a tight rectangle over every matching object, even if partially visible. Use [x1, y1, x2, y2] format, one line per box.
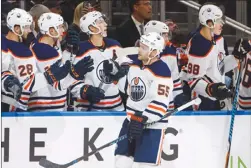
[39, 97, 201, 168]
[224, 58, 243, 168]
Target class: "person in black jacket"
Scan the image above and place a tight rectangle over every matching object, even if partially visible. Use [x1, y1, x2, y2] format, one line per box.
[116, 0, 152, 47]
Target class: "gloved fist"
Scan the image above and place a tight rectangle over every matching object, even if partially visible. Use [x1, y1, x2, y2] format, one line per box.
[70, 56, 94, 80]
[232, 38, 251, 60]
[4, 75, 22, 100]
[128, 114, 148, 141]
[103, 59, 129, 81]
[66, 28, 80, 55]
[44, 60, 71, 85]
[174, 93, 192, 110]
[80, 85, 105, 104]
[206, 82, 232, 100]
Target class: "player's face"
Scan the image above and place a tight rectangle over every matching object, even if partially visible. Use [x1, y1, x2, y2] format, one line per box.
[96, 18, 108, 37]
[161, 32, 169, 43]
[135, 0, 152, 20]
[214, 18, 224, 35]
[138, 42, 150, 60]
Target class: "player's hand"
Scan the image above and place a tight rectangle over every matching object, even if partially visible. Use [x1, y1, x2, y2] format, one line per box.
[128, 114, 148, 141]
[103, 59, 129, 81]
[66, 28, 80, 55]
[206, 82, 232, 100]
[80, 85, 105, 104]
[4, 75, 22, 101]
[70, 56, 94, 80]
[174, 93, 192, 110]
[232, 38, 251, 60]
[44, 60, 71, 85]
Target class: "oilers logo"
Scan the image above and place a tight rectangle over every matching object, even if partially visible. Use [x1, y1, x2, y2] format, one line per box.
[130, 77, 146, 102]
[217, 52, 225, 75]
[96, 61, 113, 84]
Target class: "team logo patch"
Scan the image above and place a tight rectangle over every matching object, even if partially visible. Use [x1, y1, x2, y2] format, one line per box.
[96, 60, 113, 84]
[217, 52, 225, 75]
[130, 77, 146, 102]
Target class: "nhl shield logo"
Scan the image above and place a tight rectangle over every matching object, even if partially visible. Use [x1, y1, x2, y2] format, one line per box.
[96, 60, 113, 84]
[130, 77, 146, 102]
[217, 52, 225, 75]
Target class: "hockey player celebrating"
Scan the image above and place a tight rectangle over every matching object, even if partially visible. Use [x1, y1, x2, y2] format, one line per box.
[232, 39, 251, 110]
[27, 12, 95, 111]
[1, 8, 70, 111]
[184, 4, 245, 110]
[103, 32, 173, 167]
[144, 20, 190, 109]
[70, 11, 124, 111]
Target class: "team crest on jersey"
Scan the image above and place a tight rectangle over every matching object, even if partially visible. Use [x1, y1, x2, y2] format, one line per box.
[130, 77, 146, 102]
[217, 52, 225, 75]
[96, 60, 113, 84]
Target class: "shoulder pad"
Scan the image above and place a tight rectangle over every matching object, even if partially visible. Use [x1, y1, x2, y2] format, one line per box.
[1, 35, 9, 53]
[77, 41, 95, 57]
[147, 60, 171, 78]
[7, 39, 33, 58]
[32, 42, 59, 61]
[161, 45, 176, 57]
[189, 33, 212, 57]
[104, 38, 121, 48]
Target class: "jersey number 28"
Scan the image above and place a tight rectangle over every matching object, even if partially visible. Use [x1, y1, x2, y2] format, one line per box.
[18, 64, 33, 77]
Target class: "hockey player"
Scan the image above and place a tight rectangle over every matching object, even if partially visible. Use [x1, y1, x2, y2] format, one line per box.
[1, 8, 70, 111]
[143, 20, 190, 109]
[103, 32, 173, 167]
[232, 39, 251, 110]
[184, 4, 245, 110]
[70, 11, 124, 111]
[27, 12, 96, 111]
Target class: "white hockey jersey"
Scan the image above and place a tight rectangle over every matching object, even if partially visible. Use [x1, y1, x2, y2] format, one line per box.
[118, 55, 173, 129]
[28, 39, 75, 111]
[1, 35, 50, 110]
[71, 38, 124, 111]
[160, 44, 183, 109]
[184, 33, 238, 103]
[238, 51, 251, 110]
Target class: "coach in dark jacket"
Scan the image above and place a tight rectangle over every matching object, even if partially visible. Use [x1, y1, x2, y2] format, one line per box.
[116, 0, 152, 47]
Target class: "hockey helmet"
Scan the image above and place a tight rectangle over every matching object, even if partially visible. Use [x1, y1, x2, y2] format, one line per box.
[6, 8, 33, 36]
[79, 11, 107, 36]
[38, 12, 64, 38]
[199, 4, 223, 28]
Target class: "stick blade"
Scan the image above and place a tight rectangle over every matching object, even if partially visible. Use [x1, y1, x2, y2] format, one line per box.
[39, 158, 64, 168]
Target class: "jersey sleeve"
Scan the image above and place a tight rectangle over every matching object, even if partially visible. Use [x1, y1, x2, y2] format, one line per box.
[142, 77, 173, 122]
[161, 55, 183, 98]
[185, 37, 213, 98]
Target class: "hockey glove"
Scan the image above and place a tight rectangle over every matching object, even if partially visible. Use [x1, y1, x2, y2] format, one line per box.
[4, 75, 22, 101]
[128, 114, 148, 141]
[80, 85, 105, 104]
[66, 28, 80, 55]
[232, 38, 251, 60]
[103, 59, 129, 81]
[70, 56, 94, 80]
[44, 60, 71, 85]
[206, 82, 232, 100]
[174, 93, 192, 110]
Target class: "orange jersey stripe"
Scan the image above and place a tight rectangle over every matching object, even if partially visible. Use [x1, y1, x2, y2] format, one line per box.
[24, 74, 34, 90]
[76, 97, 121, 105]
[148, 104, 166, 114]
[28, 99, 66, 106]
